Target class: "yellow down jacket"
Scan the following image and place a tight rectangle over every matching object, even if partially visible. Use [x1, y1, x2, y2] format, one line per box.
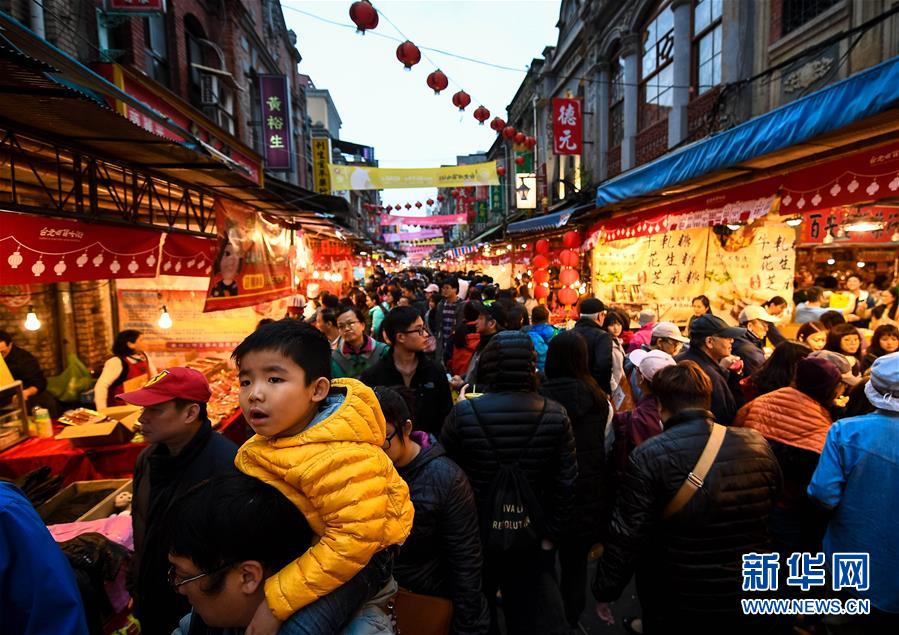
[234, 378, 414, 620]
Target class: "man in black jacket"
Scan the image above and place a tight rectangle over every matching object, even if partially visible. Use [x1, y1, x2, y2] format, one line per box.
[732, 305, 779, 376]
[360, 306, 453, 436]
[572, 298, 613, 393]
[0, 330, 50, 410]
[121, 367, 238, 635]
[676, 314, 743, 424]
[593, 361, 782, 634]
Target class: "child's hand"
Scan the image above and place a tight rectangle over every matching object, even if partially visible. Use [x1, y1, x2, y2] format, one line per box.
[245, 599, 282, 635]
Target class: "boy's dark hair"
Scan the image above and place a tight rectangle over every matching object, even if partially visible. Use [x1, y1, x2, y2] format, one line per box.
[764, 296, 788, 308]
[164, 474, 313, 594]
[819, 310, 846, 329]
[531, 305, 549, 324]
[232, 319, 331, 383]
[336, 302, 365, 325]
[112, 329, 142, 357]
[383, 306, 422, 344]
[505, 304, 529, 331]
[805, 286, 824, 302]
[651, 361, 712, 414]
[442, 276, 459, 292]
[320, 292, 340, 309]
[255, 318, 275, 331]
[373, 385, 412, 427]
[0, 330, 11, 345]
[320, 307, 338, 327]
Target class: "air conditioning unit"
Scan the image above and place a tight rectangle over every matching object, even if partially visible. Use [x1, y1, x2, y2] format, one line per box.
[200, 73, 219, 106]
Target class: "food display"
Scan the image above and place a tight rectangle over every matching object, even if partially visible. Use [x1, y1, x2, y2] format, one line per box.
[0, 381, 29, 452]
[186, 357, 240, 428]
[58, 408, 109, 426]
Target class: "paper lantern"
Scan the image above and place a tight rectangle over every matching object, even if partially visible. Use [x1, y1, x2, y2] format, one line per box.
[562, 230, 582, 249]
[496, 166, 506, 177]
[473, 105, 490, 125]
[452, 90, 471, 111]
[426, 198, 434, 205]
[396, 41, 421, 70]
[559, 268, 579, 286]
[535, 239, 550, 254]
[559, 249, 579, 267]
[524, 135, 537, 149]
[558, 287, 578, 306]
[502, 125, 517, 140]
[533, 284, 549, 300]
[490, 116, 506, 132]
[514, 132, 526, 145]
[515, 156, 525, 166]
[426, 69, 448, 94]
[437, 194, 445, 202]
[532, 254, 549, 268]
[533, 268, 549, 284]
[349, 1, 379, 33]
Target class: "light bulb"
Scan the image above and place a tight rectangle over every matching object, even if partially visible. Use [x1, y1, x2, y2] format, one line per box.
[158, 305, 173, 329]
[826, 258, 835, 265]
[24, 305, 41, 331]
[856, 261, 866, 268]
[785, 217, 803, 227]
[726, 223, 742, 231]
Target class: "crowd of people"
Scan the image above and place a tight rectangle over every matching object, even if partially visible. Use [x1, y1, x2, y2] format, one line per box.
[3, 266, 899, 635]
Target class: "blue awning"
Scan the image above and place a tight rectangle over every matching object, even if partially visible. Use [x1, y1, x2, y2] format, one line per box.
[596, 55, 899, 207]
[507, 203, 592, 234]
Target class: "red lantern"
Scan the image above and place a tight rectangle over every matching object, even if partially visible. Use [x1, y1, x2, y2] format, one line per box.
[451, 90, 471, 111]
[559, 249, 579, 267]
[514, 132, 526, 145]
[535, 239, 550, 254]
[405, 203, 412, 210]
[386, 205, 393, 212]
[426, 198, 434, 205]
[396, 40, 421, 70]
[533, 268, 549, 284]
[525, 135, 537, 149]
[534, 284, 549, 300]
[349, 0, 378, 33]
[502, 125, 517, 140]
[426, 69, 448, 94]
[437, 194, 445, 202]
[515, 156, 525, 166]
[451, 189, 461, 198]
[559, 268, 579, 286]
[496, 166, 506, 177]
[562, 230, 582, 249]
[558, 287, 578, 306]
[532, 254, 549, 268]
[473, 105, 490, 125]
[415, 201, 422, 208]
[490, 116, 506, 131]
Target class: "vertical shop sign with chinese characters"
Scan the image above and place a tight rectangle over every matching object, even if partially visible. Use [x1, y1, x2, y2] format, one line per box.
[552, 98, 583, 156]
[312, 138, 332, 195]
[259, 75, 292, 170]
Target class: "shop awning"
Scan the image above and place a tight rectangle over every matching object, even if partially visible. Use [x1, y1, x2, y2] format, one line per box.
[596, 55, 899, 207]
[506, 203, 592, 234]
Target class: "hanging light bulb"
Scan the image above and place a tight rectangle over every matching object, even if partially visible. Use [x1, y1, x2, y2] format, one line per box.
[158, 305, 173, 329]
[785, 216, 803, 227]
[726, 222, 743, 231]
[24, 305, 41, 331]
[826, 258, 836, 265]
[856, 261, 866, 268]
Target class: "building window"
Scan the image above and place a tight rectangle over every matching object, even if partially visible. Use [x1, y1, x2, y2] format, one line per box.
[609, 52, 624, 148]
[639, 3, 675, 131]
[693, 0, 722, 94]
[144, 15, 169, 87]
[782, 0, 841, 37]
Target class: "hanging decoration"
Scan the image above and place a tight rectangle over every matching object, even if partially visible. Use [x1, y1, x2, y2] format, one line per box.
[490, 117, 506, 131]
[349, 1, 379, 34]
[514, 132, 526, 145]
[532, 253, 549, 268]
[496, 166, 506, 177]
[515, 156, 525, 166]
[562, 230, 582, 249]
[535, 238, 550, 254]
[473, 105, 490, 125]
[437, 194, 445, 202]
[524, 136, 537, 149]
[396, 40, 421, 70]
[452, 90, 471, 111]
[558, 287, 578, 306]
[160, 234, 219, 277]
[415, 201, 423, 208]
[405, 203, 412, 209]
[502, 125, 517, 140]
[426, 69, 448, 94]
[426, 198, 434, 205]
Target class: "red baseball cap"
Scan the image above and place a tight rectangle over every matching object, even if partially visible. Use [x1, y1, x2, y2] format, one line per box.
[117, 367, 212, 406]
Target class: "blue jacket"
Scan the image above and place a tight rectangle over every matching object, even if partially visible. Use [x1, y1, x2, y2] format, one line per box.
[0, 482, 89, 635]
[807, 409, 899, 612]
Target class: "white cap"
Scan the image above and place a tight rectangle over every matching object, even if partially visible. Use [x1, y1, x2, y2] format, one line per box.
[628, 349, 677, 381]
[424, 284, 439, 293]
[739, 305, 779, 324]
[651, 321, 689, 343]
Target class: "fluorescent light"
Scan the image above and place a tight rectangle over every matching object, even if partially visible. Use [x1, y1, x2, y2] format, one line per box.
[845, 221, 884, 232]
[785, 217, 803, 227]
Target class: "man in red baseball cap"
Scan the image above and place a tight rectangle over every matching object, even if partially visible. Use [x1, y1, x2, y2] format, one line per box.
[120, 367, 238, 635]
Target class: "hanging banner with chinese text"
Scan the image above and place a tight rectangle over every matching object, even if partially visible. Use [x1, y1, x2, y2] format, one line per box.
[379, 213, 467, 227]
[328, 162, 499, 190]
[203, 198, 293, 313]
[160, 234, 219, 277]
[0, 212, 161, 284]
[312, 138, 332, 195]
[259, 75, 292, 170]
[382, 229, 443, 242]
[798, 206, 899, 244]
[552, 97, 583, 156]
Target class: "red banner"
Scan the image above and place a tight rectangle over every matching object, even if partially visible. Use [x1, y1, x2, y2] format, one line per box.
[0, 212, 161, 284]
[552, 98, 583, 156]
[203, 198, 293, 312]
[160, 234, 219, 276]
[798, 205, 899, 245]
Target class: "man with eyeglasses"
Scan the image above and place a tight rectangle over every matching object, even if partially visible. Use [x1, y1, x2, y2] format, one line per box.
[361, 306, 453, 436]
[331, 303, 389, 379]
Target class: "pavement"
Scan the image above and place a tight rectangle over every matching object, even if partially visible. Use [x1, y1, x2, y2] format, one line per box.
[572, 563, 641, 634]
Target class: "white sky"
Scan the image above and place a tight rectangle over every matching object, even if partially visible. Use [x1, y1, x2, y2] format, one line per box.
[281, 0, 561, 209]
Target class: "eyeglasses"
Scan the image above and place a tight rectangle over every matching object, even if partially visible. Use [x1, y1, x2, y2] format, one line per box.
[167, 563, 233, 589]
[337, 320, 360, 331]
[383, 429, 398, 448]
[399, 326, 428, 336]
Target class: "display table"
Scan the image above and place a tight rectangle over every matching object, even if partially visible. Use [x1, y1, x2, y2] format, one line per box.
[0, 410, 250, 485]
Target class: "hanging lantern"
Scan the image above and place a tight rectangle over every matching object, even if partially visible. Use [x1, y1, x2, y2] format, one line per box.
[559, 249, 579, 267]
[558, 287, 578, 306]
[396, 40, 421, 70]
[437, 194, 445, 202]
[559, 268, 579, 286]
[426, 69, 449, 94]
[534, 284, 549, 300]
[533, 254, 549, 268]
[415, 201, 423, 208]
[562, 230, 582, 249]
[349, 0, 379, 33]
[426, 198, 434, 205]
[451, 90, 471, 111]
[535, 238, 550, 254]
[525, 135, 537, 149]
[386, 205, 393, 212]
[490, 116, 506, 132]
[496, 166, 506, 177]
[451, 189, 461, 198]
[514, 132, 526, 145]
[502, 125, 517, 140]
[515, 156, 525, 166]
[473, 105, 490, 125]
[533, 268, 549, 284]
[405, 203, 412, 210]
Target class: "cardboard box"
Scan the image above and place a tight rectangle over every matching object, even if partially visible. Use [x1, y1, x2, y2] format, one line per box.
[39, 479, 132, 524]
[55, 417, 137, 447]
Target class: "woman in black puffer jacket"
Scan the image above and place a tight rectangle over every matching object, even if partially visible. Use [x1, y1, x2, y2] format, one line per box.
[441, 330, 577, 635]
[539, 330, 610, 629]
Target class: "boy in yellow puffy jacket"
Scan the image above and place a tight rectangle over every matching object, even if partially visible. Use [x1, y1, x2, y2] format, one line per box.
[230, 319, 414, 634]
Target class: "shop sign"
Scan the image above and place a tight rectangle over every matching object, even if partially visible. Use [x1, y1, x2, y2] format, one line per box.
[312, 138, 332, 195]
[799, 206, 899, 245]
[259, 75, 292, 171]
[203, 198, 293, 312]
[382, 229, 443, 242]
[490, 184, 504, 212]
[105, 0, 166, 16]
[379, 213, 467, 227]
[552, 98, 583, 156]
[328, 161, 499, 190]
[0, 212, 161, 284]
[160, 234, 219, 276]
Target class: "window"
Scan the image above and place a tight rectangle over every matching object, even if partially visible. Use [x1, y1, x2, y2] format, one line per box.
[693, 0, 722, 94]
[639, 3, 675, 130]
[144, 15, 169, 87]
[782, 0, 841, 37]
[608, 53, 624, 148]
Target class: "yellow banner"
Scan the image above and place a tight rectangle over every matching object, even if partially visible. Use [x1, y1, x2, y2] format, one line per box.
[312, 138, 332, 195]
[327, 161, 499, 190]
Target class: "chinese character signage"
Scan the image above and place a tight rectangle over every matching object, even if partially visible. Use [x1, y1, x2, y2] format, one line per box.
[328, 161, 499, 190]
[798, 206, 899, 245]
[259, 75, 292, 171]
[312, 138, 332, 195]
[105, 0, 166, 15]
[552, 97, 583, 156]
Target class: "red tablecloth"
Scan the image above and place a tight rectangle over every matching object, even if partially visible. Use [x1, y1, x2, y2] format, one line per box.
[0, 411, 250, 485]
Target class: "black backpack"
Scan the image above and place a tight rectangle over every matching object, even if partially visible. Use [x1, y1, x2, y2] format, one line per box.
[469, 398, 546, 552]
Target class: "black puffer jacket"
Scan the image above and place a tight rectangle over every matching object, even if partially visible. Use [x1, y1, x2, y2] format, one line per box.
[572, 318, 613, 394]
[676, 347, 740, 424]
[441, 331, 577, 541]
[394, 433, 489, 635]
[593, 409, 781, 631]
[539, 377, 608, 541]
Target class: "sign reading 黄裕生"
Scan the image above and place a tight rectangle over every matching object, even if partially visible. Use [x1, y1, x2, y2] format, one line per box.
[259, 75, 292, 171]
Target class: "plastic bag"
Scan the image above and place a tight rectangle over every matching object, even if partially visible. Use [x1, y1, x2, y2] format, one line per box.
[47, 353, 96, 402]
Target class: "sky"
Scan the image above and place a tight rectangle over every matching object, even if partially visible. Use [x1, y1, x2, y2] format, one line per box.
[281, 0, 561, 210]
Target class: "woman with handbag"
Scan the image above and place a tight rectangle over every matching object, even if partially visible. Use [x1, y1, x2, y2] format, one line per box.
[374, 386, 489, 635]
